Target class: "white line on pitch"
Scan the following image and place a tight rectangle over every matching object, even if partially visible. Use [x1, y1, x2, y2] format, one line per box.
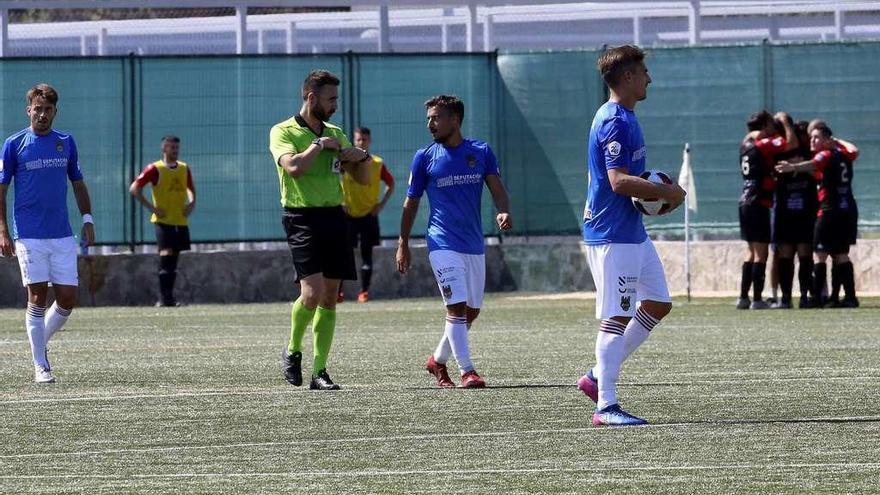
[2, 418, 880, 460]
[2, 462, 880, 479]
[3, 374, 879, 406]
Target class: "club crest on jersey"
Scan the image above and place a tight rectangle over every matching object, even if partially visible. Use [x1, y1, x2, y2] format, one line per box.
[608, 141, 621, 157]
[56, 140, 64, 152]
[331, 158, 342, 174]
[442, 285, 453, 299]
[620, 295, 631, 312]
[466, 154, 477, 168]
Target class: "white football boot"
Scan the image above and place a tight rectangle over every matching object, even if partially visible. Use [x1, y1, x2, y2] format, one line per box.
[34, 366, 56, 384]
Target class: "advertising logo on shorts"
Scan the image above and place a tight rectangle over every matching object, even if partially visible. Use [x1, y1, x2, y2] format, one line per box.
[608, 141, 621, 157]
[620, 295, 631, 312]
[618, 276, 637, 294]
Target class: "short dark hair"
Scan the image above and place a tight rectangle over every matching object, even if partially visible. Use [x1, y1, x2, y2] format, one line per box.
[807, 118, 827, 135]
[424, 94, 465, 123]
[355, 126, 371, 136]
[161, 135, 180, 143]
[747, 110, 774, 132]
[812, 123, 833, 138]
[27, 83, 58, 106]
[302, 70, 340, 100]
[597, 45, 646, 87]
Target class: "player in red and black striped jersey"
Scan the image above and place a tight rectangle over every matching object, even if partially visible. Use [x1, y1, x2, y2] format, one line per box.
[806, 120, 860, 306]
[737, 111, 797, 310]
[776, 122, 859, 308]
[770, 118, 816, 309]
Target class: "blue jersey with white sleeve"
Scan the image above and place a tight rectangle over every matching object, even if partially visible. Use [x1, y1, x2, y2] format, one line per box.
[0, 128, 84, 239]
[406, 138, 500, 255]
[582, 101, 648, 245]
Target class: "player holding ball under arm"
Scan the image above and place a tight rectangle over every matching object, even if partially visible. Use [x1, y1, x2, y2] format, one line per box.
[577, 45, 685, 426]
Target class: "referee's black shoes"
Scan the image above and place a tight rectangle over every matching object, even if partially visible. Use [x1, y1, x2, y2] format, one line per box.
[310, 369, 341, 391]
[282, 349, 303, 386]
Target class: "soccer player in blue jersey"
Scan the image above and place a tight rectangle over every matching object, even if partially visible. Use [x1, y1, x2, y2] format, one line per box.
[397, 95, 512, 389]
[0, 84, 95, 384]
[576, 46, 685, 425]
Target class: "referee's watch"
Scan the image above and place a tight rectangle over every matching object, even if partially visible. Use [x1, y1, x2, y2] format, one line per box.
[312, 138, 324, 150]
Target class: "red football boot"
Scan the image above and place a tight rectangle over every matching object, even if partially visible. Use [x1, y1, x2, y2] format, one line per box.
[577, 370, 599, 403]
[426, 355, 455, 388]
[459, 370, 486, 389]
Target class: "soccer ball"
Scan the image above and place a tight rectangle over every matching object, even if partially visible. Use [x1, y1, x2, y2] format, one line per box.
[632, 170, 673, 216]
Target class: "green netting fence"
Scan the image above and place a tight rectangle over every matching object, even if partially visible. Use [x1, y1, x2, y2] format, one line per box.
[0, 42, 877, 245]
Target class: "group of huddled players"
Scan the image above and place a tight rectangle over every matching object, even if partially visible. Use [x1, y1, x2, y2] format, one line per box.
[737, 111, 860, 311]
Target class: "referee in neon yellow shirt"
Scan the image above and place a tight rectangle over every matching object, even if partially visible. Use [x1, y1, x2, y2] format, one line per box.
[269, 70, 370, 391]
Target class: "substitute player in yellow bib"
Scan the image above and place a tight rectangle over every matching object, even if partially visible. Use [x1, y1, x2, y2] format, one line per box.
[270, 69, 371, 391]
[340, 126, 395, 303]
[130, 135, 196, 307]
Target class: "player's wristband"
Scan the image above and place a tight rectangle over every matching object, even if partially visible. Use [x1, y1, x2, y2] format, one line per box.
[312, 138, 324, 150]
[82, 214, 94, 225]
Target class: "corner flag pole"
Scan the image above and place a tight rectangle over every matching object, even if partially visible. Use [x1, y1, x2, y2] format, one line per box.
[678, 143, 695, 302]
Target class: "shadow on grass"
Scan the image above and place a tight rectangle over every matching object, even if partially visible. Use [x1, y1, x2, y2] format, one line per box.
[408, 383, 576, 391]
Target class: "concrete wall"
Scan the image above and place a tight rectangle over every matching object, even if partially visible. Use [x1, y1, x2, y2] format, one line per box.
[0, 245, 517, 307]
[1, 239, 877, 307]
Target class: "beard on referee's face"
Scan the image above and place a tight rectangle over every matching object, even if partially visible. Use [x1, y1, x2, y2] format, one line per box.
[311, 101, 333, 122]
[308, 85, 338, 123]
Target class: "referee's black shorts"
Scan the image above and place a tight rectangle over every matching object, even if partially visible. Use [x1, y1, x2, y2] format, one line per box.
[155, 223, 191, 252]
[282, 206, 357, 282]
[346, 213, 380, 249]
[739, 204, 771, 243]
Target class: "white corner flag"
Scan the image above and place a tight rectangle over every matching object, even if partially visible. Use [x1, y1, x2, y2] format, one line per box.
[679, 143, 696, 301]
[678, 143, 697, 212]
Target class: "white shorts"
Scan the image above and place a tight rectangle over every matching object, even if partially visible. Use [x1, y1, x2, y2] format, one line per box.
[584, 239, 671, 320]
[14, 237, 79, 287]
[428, 250, 486, 308]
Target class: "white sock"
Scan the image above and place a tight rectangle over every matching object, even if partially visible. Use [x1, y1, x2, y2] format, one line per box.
[433, 335, 452, 364]
[445, 315, 473, 374]
[434, 319, 473, 365]
[26, 304, 49, 369]
[595, 319, 627, 410]
[622, 307, 660, 360]
[44, 303, 72, 345]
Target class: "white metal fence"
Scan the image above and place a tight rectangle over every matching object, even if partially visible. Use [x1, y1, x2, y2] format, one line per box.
[1, 1, 880, 57]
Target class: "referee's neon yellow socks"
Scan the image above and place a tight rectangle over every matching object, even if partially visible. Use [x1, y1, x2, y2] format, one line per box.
[288, 299, 315, 354]
[312, 306, 336, 373]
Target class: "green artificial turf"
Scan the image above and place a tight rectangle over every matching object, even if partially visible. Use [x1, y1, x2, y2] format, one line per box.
[1, 295, 878, 494]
